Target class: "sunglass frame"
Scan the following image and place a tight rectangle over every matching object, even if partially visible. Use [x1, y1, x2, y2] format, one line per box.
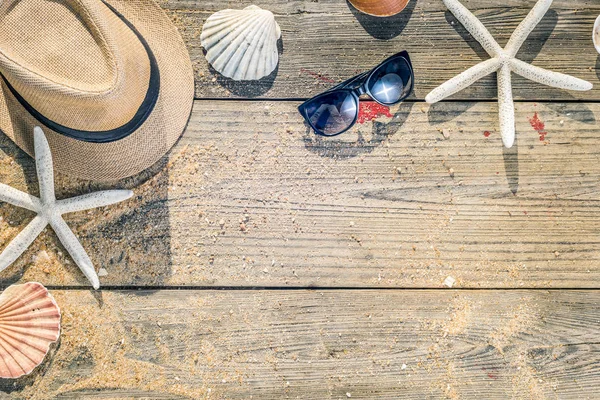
[298, 50, 414, 137]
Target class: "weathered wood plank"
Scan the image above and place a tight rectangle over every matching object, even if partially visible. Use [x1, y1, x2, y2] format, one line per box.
[161, 0, 600, 100]
[1, 289, 598, 399]
[0, 100, 599, 288]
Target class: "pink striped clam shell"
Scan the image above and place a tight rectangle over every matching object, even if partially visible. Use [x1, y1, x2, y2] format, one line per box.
[0, 282, 60, 378]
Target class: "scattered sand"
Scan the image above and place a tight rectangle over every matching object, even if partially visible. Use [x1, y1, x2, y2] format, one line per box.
[19, 292, 214, 399]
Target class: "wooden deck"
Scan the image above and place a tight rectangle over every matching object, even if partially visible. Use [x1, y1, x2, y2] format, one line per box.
[1, 0, 599, 398]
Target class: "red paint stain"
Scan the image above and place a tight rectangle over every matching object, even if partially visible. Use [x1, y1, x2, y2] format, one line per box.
[528, 112, 548, 141]
[483, 131, 491, 137]
[300, 68, 335, 83]
[482, 367, 499, 380]
[357, 102, 392, 124]
[529, 112, 545, 131]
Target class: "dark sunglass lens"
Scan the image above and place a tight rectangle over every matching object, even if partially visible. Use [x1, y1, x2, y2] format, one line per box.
[367, 57, 412, 105]
[304, 92, 358, 135]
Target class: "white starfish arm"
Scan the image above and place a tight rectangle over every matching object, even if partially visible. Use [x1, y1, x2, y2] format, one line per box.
[442, 0, 503, 57]
[497, 64, 516, 148]
[33, 127, 55, 205]
[426, 58, 500, 103]
[510, 59, 593, 91]
[0, 215, 47, 273]
[0, 183, 40, 212]
[49, 216, 100, 289]
[505, 0, 553, 57]
[57, 190, 133, 215]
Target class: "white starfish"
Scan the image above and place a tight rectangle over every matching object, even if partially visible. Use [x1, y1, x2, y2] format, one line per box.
[0, 127, 133, 289]
[425, 0, 593, 148]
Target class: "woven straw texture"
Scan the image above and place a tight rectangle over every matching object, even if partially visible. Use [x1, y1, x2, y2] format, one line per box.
[0, 0, 194, 181]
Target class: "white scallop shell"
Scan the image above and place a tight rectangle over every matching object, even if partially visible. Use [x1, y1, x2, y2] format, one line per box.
[201, 5, 282, 81]
[594, 15, 600, 54]
[0, 282, 61, 378]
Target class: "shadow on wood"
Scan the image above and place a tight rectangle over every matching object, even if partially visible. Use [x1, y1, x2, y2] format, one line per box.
[443, 9, 557, 61]
[440, 9, 559, 100]
[503, 137, 519, 195]
[302, 101, 414, 158]
[346, 0, 416, 40]
[427, 101, 477, 124]
[0, 133, 174, 287]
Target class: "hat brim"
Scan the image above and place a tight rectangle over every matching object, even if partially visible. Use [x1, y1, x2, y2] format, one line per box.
[0, 0, 194, 181]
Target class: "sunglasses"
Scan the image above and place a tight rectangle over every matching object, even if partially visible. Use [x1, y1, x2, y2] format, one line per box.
[298, 51, 414, 137]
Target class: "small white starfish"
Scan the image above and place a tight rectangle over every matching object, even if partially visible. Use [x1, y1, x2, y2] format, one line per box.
[0, 127, 133, 289]
[425, 0, 593, 148]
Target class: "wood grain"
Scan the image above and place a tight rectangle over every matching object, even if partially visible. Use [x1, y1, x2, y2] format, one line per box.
[162, 0, 600, 100]
[2, 289, 598, 399]
[0, 2, 597, 398]
[0, 100, 599, 288]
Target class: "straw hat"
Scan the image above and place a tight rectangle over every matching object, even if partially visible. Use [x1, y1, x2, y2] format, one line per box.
[0, 0, 194, 181]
